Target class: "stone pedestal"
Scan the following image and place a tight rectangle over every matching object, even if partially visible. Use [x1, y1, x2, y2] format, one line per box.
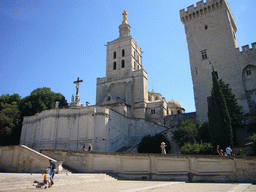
[70, 93, 83, 108]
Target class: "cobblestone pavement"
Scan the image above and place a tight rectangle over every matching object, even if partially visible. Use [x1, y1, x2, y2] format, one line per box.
[1, 173, 255, 192]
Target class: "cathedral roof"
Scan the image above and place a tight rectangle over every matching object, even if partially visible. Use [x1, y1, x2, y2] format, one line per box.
[167, 99, 183, 108]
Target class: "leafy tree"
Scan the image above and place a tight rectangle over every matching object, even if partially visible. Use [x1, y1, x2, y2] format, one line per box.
[172, 119, 199, 148]
[208, 69, 233, 147]
[138, 134, 171, 154]
[0, 94, 21, 145]
[0, 88, 68, 146]
[197, 121, 211, 143]
[19, 87, 68, 117]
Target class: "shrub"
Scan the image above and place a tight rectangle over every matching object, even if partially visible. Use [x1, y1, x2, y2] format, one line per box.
[181, 142, 213, 155]
[250, 133, 256, 155]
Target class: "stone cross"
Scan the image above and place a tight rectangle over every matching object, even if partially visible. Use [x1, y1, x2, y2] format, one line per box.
[73, 77, 83, 95]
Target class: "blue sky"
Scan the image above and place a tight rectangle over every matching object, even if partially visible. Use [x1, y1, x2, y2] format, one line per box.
[0, 0, 255, 113]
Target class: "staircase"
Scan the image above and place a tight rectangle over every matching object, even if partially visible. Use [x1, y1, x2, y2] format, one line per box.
[0, 173, 117, 191]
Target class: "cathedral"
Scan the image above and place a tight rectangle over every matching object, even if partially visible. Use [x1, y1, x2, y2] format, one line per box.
[20, 0, 255, 153]
[20, 10, 186, 153]
[180, 0, 256, 121]
[96, 10, 185, 125]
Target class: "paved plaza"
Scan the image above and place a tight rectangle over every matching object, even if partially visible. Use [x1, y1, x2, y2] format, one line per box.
[0, 173, 255, 192]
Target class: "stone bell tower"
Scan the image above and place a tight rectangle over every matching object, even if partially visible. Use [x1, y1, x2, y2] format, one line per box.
[96, 10, 148, 119]
[180, 0, 249, 121]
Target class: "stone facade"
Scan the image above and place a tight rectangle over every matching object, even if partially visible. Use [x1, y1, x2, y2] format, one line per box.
[20, 106, 166, 152]
[96, 11, 185, 125]
[20, 10, 193, 153]
[180, 0, 256, 121]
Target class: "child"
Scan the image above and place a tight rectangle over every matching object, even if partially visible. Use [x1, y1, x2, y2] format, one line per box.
[42, 170, 50, 189]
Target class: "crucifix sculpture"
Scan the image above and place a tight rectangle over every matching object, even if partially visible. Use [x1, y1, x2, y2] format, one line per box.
[73, 77, 83, 95]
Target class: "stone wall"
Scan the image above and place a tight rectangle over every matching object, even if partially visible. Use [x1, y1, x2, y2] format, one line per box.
[41, 149, 256, 183]
[0, 145, 62, 173]
[20, 106, 167, 153]
[164, 112, 196, 127]
[180, 0, 254, 121]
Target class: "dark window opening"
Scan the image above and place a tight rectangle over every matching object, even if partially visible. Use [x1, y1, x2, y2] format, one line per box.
[205, 25, 208, 30]
[107, 96, 111, 101]
[113, 51, 116, 59]
[151, 109, 155, 114]
[201, 50, 208, 60]
[122, 49, 125, 57]
[246, 70, 251, 75]
[113, 62, 116, 70]
[122, 60, 125, 68]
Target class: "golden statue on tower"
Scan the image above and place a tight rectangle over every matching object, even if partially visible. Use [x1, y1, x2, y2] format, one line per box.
[122, 10, 127, 24]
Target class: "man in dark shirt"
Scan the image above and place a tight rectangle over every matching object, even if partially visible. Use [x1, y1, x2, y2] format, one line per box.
[49, 160, 56, 185]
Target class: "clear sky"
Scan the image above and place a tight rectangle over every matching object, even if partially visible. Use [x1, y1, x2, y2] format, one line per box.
[0, 0, 255, 113]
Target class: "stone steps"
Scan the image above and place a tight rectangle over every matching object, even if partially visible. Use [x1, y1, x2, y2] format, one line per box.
[0, 173, 117, 191]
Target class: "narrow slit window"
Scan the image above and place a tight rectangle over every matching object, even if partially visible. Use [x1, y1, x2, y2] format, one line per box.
[113, 62, 116, 70]
[122, 49, 125, 57]
[122, 60, 125, 68]
[113, 51, 116, 59]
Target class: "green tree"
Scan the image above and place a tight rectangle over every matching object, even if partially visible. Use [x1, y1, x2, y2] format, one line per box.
[172, 119, 199, 148]
[208, 69, 233, 147]
[138, 134, 171, 154]
[0, 94, 21, 145]
[219, 79, 243, 145]
[19, 87, 67, 117]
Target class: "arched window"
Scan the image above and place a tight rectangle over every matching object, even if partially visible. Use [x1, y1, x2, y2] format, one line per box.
[122, 49, 125, 57]
[113, 51, 116, 59]
[122, 60, 125, 68]
[113, 62, 116, 70]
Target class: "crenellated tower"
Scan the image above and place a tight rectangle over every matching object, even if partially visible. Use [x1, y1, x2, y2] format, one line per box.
[180, 0, 250, 121]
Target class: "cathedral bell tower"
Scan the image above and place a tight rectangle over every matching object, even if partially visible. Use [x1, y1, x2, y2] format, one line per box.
[96, 10, 148, 119]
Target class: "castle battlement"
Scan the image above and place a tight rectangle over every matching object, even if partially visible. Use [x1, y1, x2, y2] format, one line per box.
[237, 42, 256, 53]
[180, 0, 236, 30]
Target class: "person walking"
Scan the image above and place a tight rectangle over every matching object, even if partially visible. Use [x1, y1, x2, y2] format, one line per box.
[49, 160, 56, 185]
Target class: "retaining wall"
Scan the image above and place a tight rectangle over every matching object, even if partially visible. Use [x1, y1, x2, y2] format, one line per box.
[41, 149, 256, 183]
[0, 145, 62, 173]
